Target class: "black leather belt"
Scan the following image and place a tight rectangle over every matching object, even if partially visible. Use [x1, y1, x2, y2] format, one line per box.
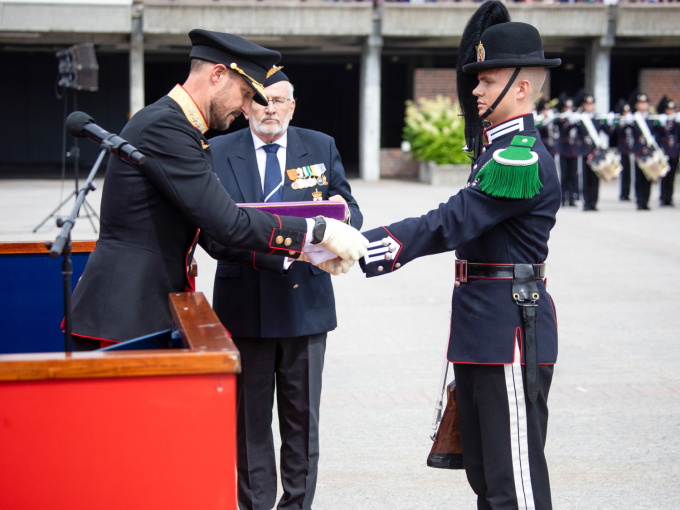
[455, 260, 545, 286]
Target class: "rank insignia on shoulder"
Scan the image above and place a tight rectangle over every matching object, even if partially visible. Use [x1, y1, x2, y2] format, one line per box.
[475, 135, 542, 199]
[312, 189, 323, 201]
[201, 140, 210, 149]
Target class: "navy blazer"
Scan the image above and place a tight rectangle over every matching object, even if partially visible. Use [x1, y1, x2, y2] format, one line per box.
[361, 114, 560, 365]
[208, 126, 363, 338]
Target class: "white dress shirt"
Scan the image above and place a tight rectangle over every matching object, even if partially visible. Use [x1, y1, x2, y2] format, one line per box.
[251, 130, 288, 194]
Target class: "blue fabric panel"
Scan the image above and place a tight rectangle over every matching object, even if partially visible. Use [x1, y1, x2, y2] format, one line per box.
[0, 252, 89, 354]
[99, 329, 175, 351]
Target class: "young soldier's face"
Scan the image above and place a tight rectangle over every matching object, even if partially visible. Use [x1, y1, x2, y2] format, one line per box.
[473, 68, 516, 124]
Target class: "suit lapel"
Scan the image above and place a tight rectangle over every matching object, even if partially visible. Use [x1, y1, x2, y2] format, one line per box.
[230, 130, 264, 203]
[282, 128, 313, 202]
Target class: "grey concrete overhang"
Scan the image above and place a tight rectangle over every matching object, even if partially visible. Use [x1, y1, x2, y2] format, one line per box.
[382, 4, 609, 39]
[0, 1, 132, 33]
[616, 5, 680, 38]
[143, 1, 374, 37]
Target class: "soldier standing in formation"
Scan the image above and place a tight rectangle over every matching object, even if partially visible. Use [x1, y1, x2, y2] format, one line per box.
[557, 96, 579, 206]
[655, 96, 679, 206]
[574, 90, 607, 211]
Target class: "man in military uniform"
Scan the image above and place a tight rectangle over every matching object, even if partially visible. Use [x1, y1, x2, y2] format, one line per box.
[207, 71, 363, 510]
[654, 97, 679, 206]
[535, 98, 558, 161]
[630, 92, 654, 210]
[614, 99, 634, 202]
[360, 3, 560, 508]
[574, 90, 607, 211]
[71, 30, 367, 348]
[556, 96, 579, 206]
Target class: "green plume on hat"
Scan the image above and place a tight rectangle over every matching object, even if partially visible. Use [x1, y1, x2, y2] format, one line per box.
[476, 135, 543, 199]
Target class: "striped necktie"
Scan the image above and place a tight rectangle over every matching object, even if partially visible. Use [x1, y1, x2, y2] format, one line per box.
[262, 143, 283, 203]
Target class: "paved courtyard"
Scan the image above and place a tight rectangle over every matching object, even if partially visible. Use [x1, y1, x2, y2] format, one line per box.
[1, 176, 679, 508]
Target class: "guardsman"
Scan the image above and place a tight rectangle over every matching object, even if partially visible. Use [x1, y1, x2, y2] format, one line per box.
[574, 90, 607, 211]
[360, 3, 561, 508]
[535, 98, 559, 159]
[614, 98, 634, 202]
[207, 71, 363, 510]
[70, 31, 367, 349]
[654, 96, 679, 206]
[557, 95, 579, 206]
[629, 91, 654, 210]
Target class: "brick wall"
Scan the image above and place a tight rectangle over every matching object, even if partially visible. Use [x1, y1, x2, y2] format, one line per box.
[414, 68, 458, 104]
[380, 148, 419, 178]
[639, 69, 680, 109]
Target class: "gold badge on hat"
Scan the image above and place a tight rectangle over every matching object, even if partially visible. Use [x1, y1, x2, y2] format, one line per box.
[230, 63, 266, 97]
[267, 66, 284, 79]
[477, 41, 485, 63]
[312, 189, 323, 202]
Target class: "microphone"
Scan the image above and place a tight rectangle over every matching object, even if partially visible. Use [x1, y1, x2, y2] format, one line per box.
[66, 111, 146, 165]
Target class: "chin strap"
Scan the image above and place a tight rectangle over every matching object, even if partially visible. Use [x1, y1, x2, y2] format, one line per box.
[481, 67, 522, 120]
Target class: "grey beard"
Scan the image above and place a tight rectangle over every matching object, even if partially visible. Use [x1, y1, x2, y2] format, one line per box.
[254, 115, 290, 136]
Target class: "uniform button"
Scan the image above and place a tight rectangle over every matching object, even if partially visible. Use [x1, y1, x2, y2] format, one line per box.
[284, 238, 292, 246]
[385, 253, 392, 261]
[473, 164, 477, 170]
[289, 251, 296, 255]
[381, 238, 389, 246]
[275, 235, 284, 244]
[377, 266, 384, 272]
[482, 147, 487, 154]
[395, 263, 401, 268]
[293, 284, 299, 289]
[389, 245, 397, 252]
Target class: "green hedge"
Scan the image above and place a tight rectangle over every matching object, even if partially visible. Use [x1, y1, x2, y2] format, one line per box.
[402, 96, 470, 165]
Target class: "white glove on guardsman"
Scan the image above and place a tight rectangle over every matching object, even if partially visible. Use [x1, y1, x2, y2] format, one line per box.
[298, 250, 355, 276]
[303, 216, 369, 262]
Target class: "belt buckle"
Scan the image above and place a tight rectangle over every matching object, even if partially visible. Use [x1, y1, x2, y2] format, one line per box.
[455, 260, 467, 288]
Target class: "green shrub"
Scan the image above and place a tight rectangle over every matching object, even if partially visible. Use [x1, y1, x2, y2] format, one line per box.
[402, 96, 470, 165]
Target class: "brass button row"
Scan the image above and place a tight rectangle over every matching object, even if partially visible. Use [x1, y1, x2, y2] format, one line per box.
[275, 235, 293, 246]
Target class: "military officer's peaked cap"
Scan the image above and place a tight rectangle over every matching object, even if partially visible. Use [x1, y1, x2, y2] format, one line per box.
[264, 69, 290, 88]
[189, 29, 283, 106]
[658, 96, 676, 112]
[462, 22, 561, 74]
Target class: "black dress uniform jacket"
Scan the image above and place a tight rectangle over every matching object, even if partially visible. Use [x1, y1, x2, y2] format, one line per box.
[361, 114, 560, 365]
[207, 126, 363, 338]
[72, 91, 308, 342]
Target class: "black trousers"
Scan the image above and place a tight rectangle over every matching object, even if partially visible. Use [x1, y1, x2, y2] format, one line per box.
[454, 343, 553, 510]
[660, 158, 678, 204]
[581, 157, 599, 210]
[559, 157, 578, 205]
[634, 160, 652, 208]
[234, 333, 326, 510]
[620, 154, 632, 200]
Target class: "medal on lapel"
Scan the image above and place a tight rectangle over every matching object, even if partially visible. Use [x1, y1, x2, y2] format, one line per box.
[312, 189, 323, 201]
[289, 163, 327, 189]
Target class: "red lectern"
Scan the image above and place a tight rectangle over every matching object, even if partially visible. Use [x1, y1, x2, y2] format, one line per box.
[0, 292, 239, 510]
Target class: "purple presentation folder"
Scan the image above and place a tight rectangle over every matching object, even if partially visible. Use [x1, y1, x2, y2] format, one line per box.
[237, 201, 346, 221]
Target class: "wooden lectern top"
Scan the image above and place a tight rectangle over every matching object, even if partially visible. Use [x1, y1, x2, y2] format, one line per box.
[0, 292, 240, 382]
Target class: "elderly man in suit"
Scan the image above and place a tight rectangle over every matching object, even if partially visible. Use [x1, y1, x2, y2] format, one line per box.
[209, 71, 362, 510]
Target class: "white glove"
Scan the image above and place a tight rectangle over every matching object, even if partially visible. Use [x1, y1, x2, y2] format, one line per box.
[313, 217, 369, 262]
[317, 258, 354, 276]
[303, 246, 339, 265]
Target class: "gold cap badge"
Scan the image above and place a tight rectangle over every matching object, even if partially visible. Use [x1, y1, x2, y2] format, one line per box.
[312, 189, 323, 202]
[477, 41, 485, 63]
[267, 66, 284, 79]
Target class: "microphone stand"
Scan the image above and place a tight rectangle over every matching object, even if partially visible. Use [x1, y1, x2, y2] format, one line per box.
[46, 147, 108, 353]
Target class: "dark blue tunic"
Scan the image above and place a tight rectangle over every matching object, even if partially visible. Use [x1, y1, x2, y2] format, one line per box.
[361, 114, 560, 365]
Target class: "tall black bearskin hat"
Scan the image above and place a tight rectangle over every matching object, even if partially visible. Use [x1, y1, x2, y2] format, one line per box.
[628, 88, 649, 110]
[614, 98, 630, 115]
[574, 88, 594, 107]
[658, 95, 676, 112]
[456, 0, 511, 151]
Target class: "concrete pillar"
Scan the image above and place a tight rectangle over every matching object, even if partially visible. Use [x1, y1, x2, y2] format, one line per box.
[130, 2, 145, 117]
[586, 38, 612, 115]
[359, 15, 383, 181]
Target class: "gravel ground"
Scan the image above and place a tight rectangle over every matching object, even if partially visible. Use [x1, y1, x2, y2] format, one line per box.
[2, 176, 679, 509]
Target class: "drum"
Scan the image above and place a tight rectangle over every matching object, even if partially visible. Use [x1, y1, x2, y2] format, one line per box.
[587, 149, 623, 181]
[636, 147, 670, 181]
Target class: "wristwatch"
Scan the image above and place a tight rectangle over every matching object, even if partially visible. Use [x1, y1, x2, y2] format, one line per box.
[311, 216, 326, 245]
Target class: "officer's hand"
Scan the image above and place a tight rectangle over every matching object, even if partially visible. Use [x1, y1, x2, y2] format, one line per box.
[328, 194, 350, 222]
[318, 217, 369, 261]
[317, 257, 354, 276]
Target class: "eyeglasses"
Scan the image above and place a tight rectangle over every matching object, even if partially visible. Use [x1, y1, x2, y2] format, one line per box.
[252, 98, 292, 110]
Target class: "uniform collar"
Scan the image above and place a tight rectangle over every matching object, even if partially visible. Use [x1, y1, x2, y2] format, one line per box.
[251, 128, 288, 151]
[167, 84, 209, 134]
[483, 113, 535, 145]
